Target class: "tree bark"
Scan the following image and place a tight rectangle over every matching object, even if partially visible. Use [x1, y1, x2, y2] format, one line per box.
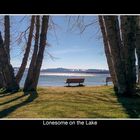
[23, 16, 49, 91]
[136, 16, 140, 84]
[4, 15, 10, 64]
[121, 16, 137, 94]
[0, 72, 6, 88]
[0, 32, 19, 92]
[0, 16, 10, 89]
[16, 16, 35, 84]
[98, 16, 117, 90]
[23, 16, 40, 91]
[103, 16, 126, 95]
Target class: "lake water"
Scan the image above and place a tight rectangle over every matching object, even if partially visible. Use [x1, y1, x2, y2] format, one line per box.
[19, 72, 112, 87]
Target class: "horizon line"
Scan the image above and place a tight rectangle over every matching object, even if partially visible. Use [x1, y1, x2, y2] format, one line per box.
[13, 67, 109, 70]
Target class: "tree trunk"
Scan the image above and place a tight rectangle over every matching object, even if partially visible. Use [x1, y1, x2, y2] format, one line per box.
[103, 16, 126, 95]
[4, 15, 10, 64]
[0, 72, 6, 88]
[16, 16, 35, 84]
[23, 16, 49, 91]
[121, 16, 137, 94]
[98, 16, 118, 90]
[23, 16, 40, 91]
[0, 32, 19, 92]
[0, 16, 10, 89]
[136, 16, 140, 84]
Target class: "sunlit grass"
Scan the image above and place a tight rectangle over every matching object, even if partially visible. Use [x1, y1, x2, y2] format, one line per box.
[1, 86, 140, 118]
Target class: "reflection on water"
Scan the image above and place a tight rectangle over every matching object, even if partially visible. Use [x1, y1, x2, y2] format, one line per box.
[19, 72, 112, 87]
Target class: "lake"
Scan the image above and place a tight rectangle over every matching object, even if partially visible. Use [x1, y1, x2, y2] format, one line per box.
[19, 72, 112, 87]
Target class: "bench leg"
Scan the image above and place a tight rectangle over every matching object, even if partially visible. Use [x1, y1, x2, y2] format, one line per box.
[79, 83, 83, 86]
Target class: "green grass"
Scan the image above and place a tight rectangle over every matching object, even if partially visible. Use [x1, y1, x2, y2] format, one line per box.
[1, 86, 140, 118]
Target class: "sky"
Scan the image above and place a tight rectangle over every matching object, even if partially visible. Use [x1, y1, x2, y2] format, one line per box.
[1, 15, 109, 70]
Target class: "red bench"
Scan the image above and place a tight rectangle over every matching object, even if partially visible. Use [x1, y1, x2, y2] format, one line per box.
[66, 78, 85, 86]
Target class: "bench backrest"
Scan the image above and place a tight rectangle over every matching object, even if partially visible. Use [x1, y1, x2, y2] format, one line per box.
[66, 78, 85, 83]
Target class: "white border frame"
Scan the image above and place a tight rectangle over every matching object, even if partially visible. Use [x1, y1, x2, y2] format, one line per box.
[0, 14, 139, 120]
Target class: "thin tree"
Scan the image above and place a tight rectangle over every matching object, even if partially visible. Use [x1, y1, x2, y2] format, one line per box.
[103, 16, 127, 95]
[4, 15, 10, 63]
[23, 16, 49, 92]
[23, 16, 40, 91]
[0, 16, 10, 89]
[98, 16, 117, 90]
[16, 16, 35, 84]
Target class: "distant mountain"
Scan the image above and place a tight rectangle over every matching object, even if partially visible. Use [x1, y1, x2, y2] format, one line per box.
[41, 68, 110, 74]
[14, 65, 140, 75]
[14, 67, 28, 72]
[14, 67, 110, 74]
[41, 68, 71, 72]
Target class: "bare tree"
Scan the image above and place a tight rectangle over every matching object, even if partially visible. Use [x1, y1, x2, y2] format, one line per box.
[121, 16, 137, 94]
[136, 16, 140, 84]
[0, 72, 6, 89]
[98, 16, 117, 90]
[23, 16, 49, 92]
[16, 16, 35, 84]
[99, 15, 137, 95]
[103, 16, 127, 95]
[0, 16, 10, 89]
[23, 16, 40, 91]
[0, 32, 19, 92]
[4, 15, 10, 63]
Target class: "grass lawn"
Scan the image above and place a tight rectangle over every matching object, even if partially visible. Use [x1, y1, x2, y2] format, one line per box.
[0, 86, 140, 118]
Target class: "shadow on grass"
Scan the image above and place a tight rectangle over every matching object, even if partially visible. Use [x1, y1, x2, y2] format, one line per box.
[116, 90, 140, 118]
[0, 91, 38, 118]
